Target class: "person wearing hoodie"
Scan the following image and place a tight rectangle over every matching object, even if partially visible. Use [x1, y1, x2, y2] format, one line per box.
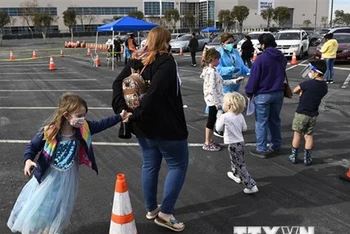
[112, 27, 188, 232]
[245, 33, 287, 158]
[320, 33, 338, 84]
[240, 35, 254, 68]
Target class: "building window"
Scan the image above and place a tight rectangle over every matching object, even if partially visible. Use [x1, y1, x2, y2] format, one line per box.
[0, 7, 57, 16]
[144, 2, 160, 16]
[67, 7, 137, 16]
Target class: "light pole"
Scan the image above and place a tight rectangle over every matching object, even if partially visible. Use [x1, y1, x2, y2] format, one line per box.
[330, 0, 334, 27]
[314, 0, 318, 30]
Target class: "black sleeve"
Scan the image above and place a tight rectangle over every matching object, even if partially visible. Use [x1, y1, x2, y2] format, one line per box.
[112, 63, 132, 114]
[188, 39, 192, 48]
[241, 41, 248, 50]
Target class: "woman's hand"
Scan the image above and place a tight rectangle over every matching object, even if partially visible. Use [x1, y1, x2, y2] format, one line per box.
[24, 159, 37, 177]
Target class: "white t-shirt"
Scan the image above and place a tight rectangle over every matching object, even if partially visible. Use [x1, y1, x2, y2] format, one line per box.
[215, 112, 247, 144]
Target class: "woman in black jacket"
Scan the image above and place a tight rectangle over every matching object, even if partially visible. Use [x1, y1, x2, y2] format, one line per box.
[112, 27, 188, 232]
[241, 35, 254, 68]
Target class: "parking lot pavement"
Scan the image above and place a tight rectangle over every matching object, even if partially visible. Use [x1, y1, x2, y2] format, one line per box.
[1, 39, 350, 234]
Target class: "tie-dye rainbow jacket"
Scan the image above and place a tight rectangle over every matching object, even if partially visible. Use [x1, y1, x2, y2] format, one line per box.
[23, 115, 122, 183]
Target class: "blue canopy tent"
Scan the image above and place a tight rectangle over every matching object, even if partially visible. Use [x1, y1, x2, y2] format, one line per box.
[200, 27, 220, 33]
[96, 16, 158, 69]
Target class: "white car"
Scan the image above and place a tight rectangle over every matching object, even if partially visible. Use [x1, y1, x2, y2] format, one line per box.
[236, 31, 272, 54]
[275, 29, 309, 58]
[141, 33, 184, 48]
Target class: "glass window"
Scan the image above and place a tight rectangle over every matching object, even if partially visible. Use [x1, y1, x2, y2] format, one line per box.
[144, 2, 160, 15]
[276, 33, 301, 40]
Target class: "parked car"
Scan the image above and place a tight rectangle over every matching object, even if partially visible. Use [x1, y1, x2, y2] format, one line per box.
[314, 33, 350, 62]
[140, 33, 184, 48]
[275, 29, 309, 58]
[305, 31, 323, 46]
[206, 33, 245, 50]
[327, 27, 350, 34]
[170, 34, 210, 52]
[236, 31, 272, 54]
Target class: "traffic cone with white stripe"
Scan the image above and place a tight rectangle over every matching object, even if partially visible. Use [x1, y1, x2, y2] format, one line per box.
[87, 48, 91, 56]
[94, 54, 101, 67]
[179, 47, 183, 56]
[9, 51, 14, 60]
[32, 50, 37, 59]
[109, 174, 137, 234]
[252, 49, 257, 62]
[290, 50, 297, 65]
[49, 56, 56, 70]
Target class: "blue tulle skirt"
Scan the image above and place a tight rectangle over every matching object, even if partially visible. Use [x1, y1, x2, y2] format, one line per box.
[7, 163, 79, 234]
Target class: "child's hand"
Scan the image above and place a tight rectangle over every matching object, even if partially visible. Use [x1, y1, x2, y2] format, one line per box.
[120, 110, 132, 122]
[236, 76, 244, 83]
[24, 159, 37, 177]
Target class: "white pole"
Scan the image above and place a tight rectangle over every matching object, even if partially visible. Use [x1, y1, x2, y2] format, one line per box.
[94, 31, 98, 55]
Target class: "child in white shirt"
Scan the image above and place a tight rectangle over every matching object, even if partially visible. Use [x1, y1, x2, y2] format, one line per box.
[216, 92, 258, 194]
[200, 48, 243, 151]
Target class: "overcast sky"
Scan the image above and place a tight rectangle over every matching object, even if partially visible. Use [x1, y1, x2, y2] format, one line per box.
[332, 0, 350, 14]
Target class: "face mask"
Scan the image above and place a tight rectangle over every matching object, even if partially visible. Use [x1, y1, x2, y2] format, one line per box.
[224, 43, 233, 51]
[70, 116, 85, 128]
[308, 72, 315, 79]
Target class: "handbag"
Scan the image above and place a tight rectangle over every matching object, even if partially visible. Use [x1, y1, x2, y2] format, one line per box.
[282, 64, 293, 99]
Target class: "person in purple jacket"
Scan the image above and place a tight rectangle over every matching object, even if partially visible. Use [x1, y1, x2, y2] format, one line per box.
[245, 33, 287, 158]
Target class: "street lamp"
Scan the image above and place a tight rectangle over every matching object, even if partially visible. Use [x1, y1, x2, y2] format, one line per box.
[330, 0, 334, 27]
[314, 0, 318, 30]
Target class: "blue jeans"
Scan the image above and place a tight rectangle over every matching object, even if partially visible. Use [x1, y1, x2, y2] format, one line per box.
[324, 58, 335, 81]
[137, 137, 189, 214]
[253, 91, 284, 152]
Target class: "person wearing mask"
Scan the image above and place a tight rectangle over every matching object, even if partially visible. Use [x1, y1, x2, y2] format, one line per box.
[188, 32, 199, 67]
[112, 27, 188, 232]
[245, 33, 287, 158]
[217, 32, 250, 93]
[320, 33, 338, 84]
[240, 35, 254, 68]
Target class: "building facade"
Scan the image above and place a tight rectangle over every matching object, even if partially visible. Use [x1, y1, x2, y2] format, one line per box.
[0, 0, 329, 34]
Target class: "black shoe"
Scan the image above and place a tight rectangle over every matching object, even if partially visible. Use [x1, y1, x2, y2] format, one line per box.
[214, 130, 224, 138]
[250, 149, 269, 159]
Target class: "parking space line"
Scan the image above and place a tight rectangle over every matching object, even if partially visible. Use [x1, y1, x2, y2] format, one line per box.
[0, 89, 111, 92]
[0, 140, 256, 147]
[0, 106, 112, 110]
[0, 72, 78, 75]
[0, 79, 96, 82]
[341, 73, 350, 89]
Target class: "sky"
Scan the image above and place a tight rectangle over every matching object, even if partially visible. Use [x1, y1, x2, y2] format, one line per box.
[332, 0, 350, 15]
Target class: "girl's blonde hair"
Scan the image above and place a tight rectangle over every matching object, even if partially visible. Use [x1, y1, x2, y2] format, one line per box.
[223, 92, 246, 114]
[46, 93, 88, 140]
[140, 27, 172, 65]
[201, 48, 221, 67]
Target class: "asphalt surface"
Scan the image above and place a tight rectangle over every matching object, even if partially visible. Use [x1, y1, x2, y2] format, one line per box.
[1, 37, 350, 234]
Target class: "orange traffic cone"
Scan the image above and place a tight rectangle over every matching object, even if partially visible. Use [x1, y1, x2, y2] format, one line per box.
[109, 174, 137, 234]
[94, 54, 101, 67]
[9, 51, 14, 60]
[87, 48, 91, 56]
[49, 56, 56, 70]
[340, 167, 350, 182]
[60, 49, 64, 57]
[32, 50, 37, 59]
[179, 47, 183, 56]
[252, 49, 258, 62]
[290, 50, 297, 65]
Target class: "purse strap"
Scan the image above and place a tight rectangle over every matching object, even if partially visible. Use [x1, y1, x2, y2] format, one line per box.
[281, 61, 289, 84]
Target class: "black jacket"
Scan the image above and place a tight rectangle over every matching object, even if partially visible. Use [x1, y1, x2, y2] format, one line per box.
[241, 39, 254, 59]
[112, 54, 188, 140]
[188, 37, 199, 52]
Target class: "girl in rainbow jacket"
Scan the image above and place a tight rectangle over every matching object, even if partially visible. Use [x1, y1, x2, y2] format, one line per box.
[7, 92, 129, 234]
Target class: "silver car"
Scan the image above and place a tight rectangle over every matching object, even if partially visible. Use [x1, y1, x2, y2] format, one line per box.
[170, 34, 210, 52]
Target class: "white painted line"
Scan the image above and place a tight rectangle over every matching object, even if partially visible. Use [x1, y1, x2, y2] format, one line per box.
[341, 73, 350, 89]
[0, 89, 111, 92]
[0, 106, 112, 110]
[0, 72, 78, 75]
[0, 139, 257, 147]
[0, 79, 97, 82]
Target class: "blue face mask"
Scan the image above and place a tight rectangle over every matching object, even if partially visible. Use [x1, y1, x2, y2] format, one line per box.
[224, 43, 233, 51]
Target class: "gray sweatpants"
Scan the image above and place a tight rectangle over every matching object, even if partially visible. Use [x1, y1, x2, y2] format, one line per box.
[228, 142, 256, 189]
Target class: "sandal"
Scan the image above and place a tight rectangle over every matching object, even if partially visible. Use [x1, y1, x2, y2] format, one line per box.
[146, 205, 161, 220]
[154, 216, 185, 232]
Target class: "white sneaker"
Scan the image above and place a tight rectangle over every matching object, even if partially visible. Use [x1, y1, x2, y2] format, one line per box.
[227, 171, 241, 184]
[243, 185, 259, 194]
